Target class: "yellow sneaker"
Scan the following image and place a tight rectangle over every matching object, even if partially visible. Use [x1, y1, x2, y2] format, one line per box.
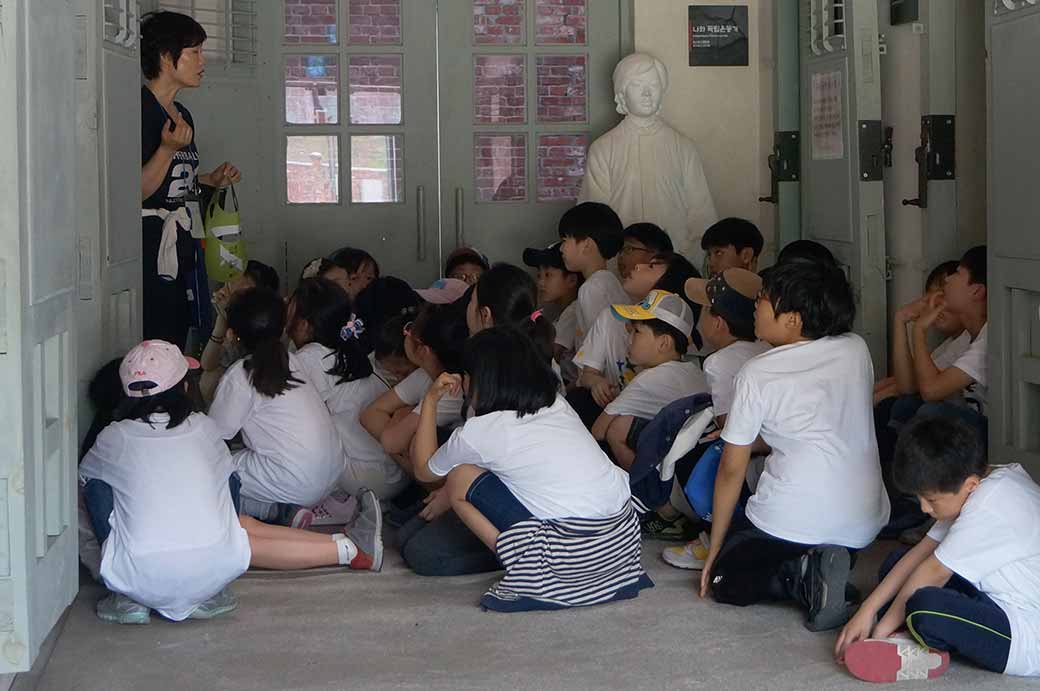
[661, 533, 710, 570]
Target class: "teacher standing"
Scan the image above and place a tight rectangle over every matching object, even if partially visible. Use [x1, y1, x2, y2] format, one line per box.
[140, 11, 241, 348]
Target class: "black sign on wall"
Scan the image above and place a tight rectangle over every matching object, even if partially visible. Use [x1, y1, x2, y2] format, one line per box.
[688, 5, 749, 67]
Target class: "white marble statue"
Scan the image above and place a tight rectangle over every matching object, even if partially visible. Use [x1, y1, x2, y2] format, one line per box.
[579, 52, 719, 262]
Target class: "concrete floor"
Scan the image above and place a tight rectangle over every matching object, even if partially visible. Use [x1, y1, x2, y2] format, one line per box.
[21, 537, 1040, 691]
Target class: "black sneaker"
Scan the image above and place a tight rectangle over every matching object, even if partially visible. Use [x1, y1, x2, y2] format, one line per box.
[801, 546, 853, 632]
[640, 513, 690, 541]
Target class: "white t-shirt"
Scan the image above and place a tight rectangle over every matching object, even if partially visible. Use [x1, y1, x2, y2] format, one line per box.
[931, 330, 971, 371]
[553, 301, 579, 350]
[722, 334, 890, 548]
[703, 340, 772, 417]
[574, 307, 635, 389]
[209, 352, 344, 507]
[394, 368, 464, 428]
[79, 413, 251, 621]
[950, 323, 988, 416]
[428, 396, 631, 519]
[575, 269, 629, 345]
[929, 464, 1040, 676]
[604, 360, 707, 419]
[294, 344, 403, 482]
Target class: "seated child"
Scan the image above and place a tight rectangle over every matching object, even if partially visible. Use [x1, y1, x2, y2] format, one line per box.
[836, 416, 1040, 682]
[208, 288, 344, 527]
[701, 217, 764, 276]
[775, 239, 838, 268]
[287, 279, 417, 515]
[81, 341, 382, 624]
[700, 260, 890, 632]
[617, 223, 673, 280]
[592, 290, 707, 470]
[445, 246, 490, 286]
[523, 242, 583, 386]
[466, 263, 555, 362]
[327, 246, 380, 300]
[411, 327, 651, 611]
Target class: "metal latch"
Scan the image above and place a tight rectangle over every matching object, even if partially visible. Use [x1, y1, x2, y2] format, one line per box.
[759, 131, 800, 204]
[902, 115, 955, 208]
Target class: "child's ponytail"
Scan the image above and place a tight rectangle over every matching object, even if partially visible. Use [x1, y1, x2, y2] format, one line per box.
[227, 287, 301, 398]
[473, 264, 555, 364]
[290, 278, 373, 384]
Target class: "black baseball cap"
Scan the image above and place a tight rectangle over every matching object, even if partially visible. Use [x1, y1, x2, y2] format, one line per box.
[523, 242, 567, 270]
[685, 268, 762, 336]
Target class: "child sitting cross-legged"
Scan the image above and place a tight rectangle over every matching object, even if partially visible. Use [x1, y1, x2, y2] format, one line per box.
[81, 341, 382, 624]
[699, 260, 890, 632]
[591, 290, 707, 470]
[836, 416, 1040, 682]
[411, 326, 652, 611]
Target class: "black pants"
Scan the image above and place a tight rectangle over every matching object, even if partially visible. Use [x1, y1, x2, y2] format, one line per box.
[398, 511, 501, 577]
[142, 219, 192, 349]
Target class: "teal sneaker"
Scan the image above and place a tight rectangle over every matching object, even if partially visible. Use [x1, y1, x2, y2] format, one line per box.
[189, 588, 239, 620]
[96, 593, 150, 625]
[640, 512, 692, 541]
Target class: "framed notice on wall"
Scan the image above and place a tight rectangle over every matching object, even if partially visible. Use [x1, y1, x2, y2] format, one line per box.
[688, 5, 749, 67]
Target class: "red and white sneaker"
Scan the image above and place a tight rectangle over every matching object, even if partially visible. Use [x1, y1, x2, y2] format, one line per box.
[845, 635, 950, 683]
[311, 493, 360, 527]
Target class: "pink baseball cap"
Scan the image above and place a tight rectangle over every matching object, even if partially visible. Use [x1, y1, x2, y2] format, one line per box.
[414, 278, 470, 305]
[120, 340, 200, 398]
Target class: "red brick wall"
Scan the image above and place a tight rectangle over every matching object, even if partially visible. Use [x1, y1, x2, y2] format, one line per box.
[350, 135, 404, 203]
[473, 0, 526, 45]
[348, 0, 402, 45]
[536, 0, 586, 45]
[287, 137, 340, 204]
[285, 55, 339, 124]
[537, 134, 587, 201]
[474, 55, 526, 124]
[475, 134, 527, 202]
[348, 55, 402, 124]
[537, 55, 586, 122]
[284, 0, 337, 44]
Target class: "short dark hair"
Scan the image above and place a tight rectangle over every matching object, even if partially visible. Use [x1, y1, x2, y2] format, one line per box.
[228, 288, 302, 398]
[763, 260, 855, 339]
[445, 248, 490, 277]
[328, 247, 380, 278]
[776, 239, 838, 268]
[623, 223, 673, 254]
[960, 245, 987, 287]
[557, 202, 623, 259]
[355, 276, 420, 354]
[892, 416, 987, 495]
[114, 376, 196, 429]
[374, 315, 409, 361]
[474, 264, 554, 363]
[649, 252, 704, 351]
[412, 302, 469, 374]
[89, 357, 126, 418]
[463, 327, 558, 418]
[925, 260, 959, 292]
[701, 218, 764, 257]
[639, 318, 689, 356]
[245, 260, 280, 293]
[140, 11, 207, 81]
[710, 306, 756, 342]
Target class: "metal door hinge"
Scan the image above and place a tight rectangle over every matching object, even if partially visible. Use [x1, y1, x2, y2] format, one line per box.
[759, 131, 800, 204]
[858, 121, 884, 181]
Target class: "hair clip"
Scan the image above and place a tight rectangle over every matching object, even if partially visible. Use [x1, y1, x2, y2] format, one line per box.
[530, 309, 544, 322]
[340, 315, 365, 341]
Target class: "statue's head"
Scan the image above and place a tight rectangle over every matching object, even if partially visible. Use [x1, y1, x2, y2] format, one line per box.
[612, 53, 669, 118]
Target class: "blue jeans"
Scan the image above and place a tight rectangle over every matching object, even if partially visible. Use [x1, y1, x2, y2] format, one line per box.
[83, 473, 242, 544]
[880, 548, 1010, 673]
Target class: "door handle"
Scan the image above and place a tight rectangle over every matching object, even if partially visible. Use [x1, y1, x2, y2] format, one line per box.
[902, 122, 929, 208]
[416, 185, 426, 262]
[759, 151, 779, 204]
[454, 187, 465, 248]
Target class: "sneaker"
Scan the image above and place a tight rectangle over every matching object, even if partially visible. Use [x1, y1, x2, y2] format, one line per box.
[344, 489, 383, 571]
[311, 493, 360, 527]
[845, 635, 950, 682]
[662, 531, 711, 569]
[899, 518, 936, 546]
[273, 503, 314, 529]
[96, 593, 150, 625]
[188, 588, 239, 620]
[640, 512, 690, 541]
[802, 546, 853, 632]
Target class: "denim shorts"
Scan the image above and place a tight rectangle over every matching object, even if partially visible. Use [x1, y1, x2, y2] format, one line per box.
[465, 471, 534, 532]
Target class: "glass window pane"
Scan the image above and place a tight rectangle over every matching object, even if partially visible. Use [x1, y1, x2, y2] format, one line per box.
[351, 135, 404, 203]
[348, 0, 402, 45]
[473, 55, 526, 124]
[536, 55, 586, 123]
[284, 0, 338, 45]
[473, 0, 526, 46]
[475, 134, 527, 202]
[537, 134, 587, 202]
[287, 136, 340, 204]
[536, 0, 586, 45]
[285, 55, 339, 124]
[348, 55, 402, 125]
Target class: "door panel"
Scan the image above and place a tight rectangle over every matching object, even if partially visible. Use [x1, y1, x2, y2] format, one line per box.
[437, 0, 624, 268]
[800, 0, 887, 369]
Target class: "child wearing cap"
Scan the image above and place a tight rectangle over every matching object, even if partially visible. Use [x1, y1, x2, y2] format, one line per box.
[445, 246, 490, 286]
[591, 290, 707, 470]
[523, 242, 583, 386]
[699, 260, 890, 632]
[557, 202, 628, 346]
[701, 218, 764, 277]
[415, 277, 471, 306]
[81, 340, 382, 625]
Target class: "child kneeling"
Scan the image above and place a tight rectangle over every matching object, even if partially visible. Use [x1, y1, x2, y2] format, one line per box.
[81, 341, 383, 624]
[836, 416, 1040, 682]
[411, 327, 652, 611]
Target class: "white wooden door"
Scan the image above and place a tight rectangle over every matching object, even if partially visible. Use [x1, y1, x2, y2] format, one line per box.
[987, 0, 1040, 478]
[0, 0, 81, 673]
[800, 0, 887, 369]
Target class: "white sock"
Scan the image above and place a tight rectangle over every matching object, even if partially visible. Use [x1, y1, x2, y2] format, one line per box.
[335, 536, 358, 565]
